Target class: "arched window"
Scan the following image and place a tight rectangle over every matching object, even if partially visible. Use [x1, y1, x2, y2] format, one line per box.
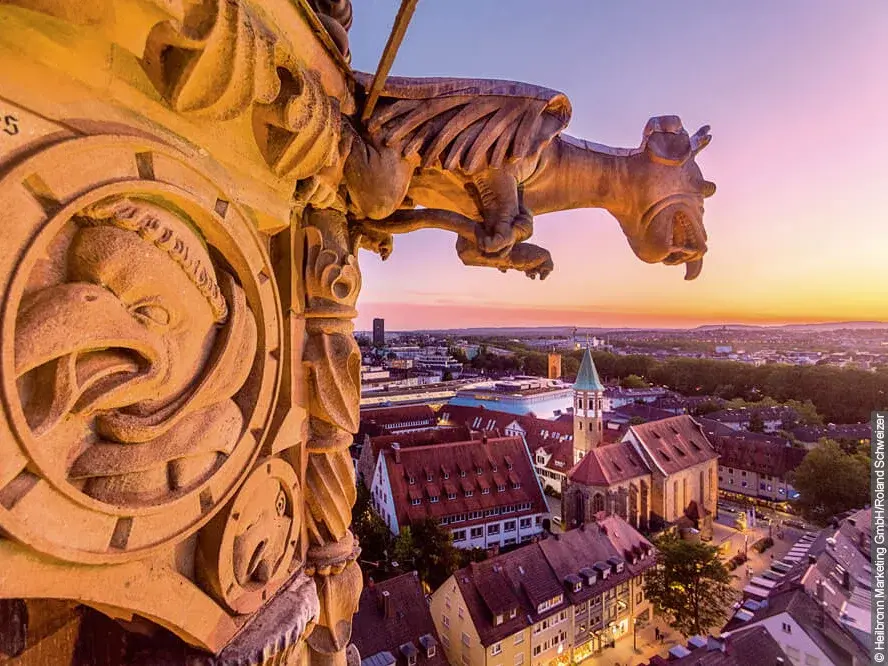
[592, 493, 605, 513]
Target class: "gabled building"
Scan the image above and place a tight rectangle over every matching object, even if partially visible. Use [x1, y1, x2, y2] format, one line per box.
[353, 572, 448, 666]
[562, 415, 719, 535]
[429, 514, 655, 666]
[369, 435, 548, 549]
[360, 404, 439, 435]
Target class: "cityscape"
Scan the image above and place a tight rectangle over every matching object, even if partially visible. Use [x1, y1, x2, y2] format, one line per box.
[348, 317, 881, 665]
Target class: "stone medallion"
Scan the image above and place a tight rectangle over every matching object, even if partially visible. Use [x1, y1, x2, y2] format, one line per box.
[0, 136, 282, 564]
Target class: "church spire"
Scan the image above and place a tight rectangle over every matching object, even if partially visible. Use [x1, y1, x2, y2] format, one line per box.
[573, 347, 604, 392]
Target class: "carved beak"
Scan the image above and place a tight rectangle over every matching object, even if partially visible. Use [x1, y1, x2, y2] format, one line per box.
[14, 283, 162, 436]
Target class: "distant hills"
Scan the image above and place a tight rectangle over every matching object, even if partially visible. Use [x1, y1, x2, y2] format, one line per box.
[364, 322, 888, 335]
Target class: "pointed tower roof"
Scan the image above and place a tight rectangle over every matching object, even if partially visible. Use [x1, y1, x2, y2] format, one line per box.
[573, 347, 605, 392]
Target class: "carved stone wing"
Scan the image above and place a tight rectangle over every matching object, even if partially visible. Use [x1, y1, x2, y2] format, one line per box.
[355, 73, 571, 174]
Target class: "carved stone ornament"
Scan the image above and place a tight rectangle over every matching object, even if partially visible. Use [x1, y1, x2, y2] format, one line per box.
[197, 457, 302, 615]
[0, 136, 282, 564]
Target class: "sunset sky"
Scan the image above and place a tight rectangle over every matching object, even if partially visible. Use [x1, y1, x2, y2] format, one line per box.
[347, 1, 888, 331]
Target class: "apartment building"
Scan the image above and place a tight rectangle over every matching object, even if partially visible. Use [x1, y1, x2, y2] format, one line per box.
[430, 514, 655, 666]
[369, 435, 548, 549]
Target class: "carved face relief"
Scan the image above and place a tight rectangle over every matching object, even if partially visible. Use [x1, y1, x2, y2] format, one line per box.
[197, 459, 301, 615]
[13, 199, 258, 507]
[616, 117, 716, 281]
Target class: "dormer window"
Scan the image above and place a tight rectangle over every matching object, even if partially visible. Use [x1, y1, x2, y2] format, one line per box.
[509, 608, 517, 619]
[476, 466, 483, 475]
[429, 495, 439, 503]
[482, 488, 490, 495]
[465, 490, 474, 498]
[497, 484, 505, 492]
[408, 475, 415, 485]
[512, 482, 521, 490]
[426, 473, 433, 482]
[411, 498, 421, 506]
[574, 581, 582, 593]
[447, 492, 457, 500]
[443, 472, 450, 479]
[492, 464, 497, 472]
[460, 470, 466, 477]
[494, 613, 504, 626]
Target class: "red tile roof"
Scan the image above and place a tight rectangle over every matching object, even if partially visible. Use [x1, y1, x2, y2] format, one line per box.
[381, 436, 547, 527]
[567, 441, 649, 486]
[352, 572, 448, 666]
[628, 416, 719, 475]
[361, 404, 437, 430]
[712, 436, 807, 479]
[453, 514, 654, 646]
[368, 426, 473, 456]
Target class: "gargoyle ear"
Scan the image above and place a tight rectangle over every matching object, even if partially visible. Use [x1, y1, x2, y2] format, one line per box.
[702, 180, 717, 198]
[643, 116, 692, 166]
[691, 125, 712, 155]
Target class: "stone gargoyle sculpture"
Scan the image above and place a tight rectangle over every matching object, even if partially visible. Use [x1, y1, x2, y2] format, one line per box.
[301, 75, 716, 281]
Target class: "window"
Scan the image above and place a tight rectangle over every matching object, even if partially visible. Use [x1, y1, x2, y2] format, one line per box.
[407, 653, 417, 666]
[465, 490, 474, 498]
[458, 606, 464, 619]
[460, 470, 466, 478]
[443, 615, 450, 628]
[514, 653, 524, 665]
[488, 524, 500, 535]
[491, 642, 502, 656]
[461, 632, 470, 646]
[430, 495, 439, 503]
[510, 608, 517, 619]
[445, 595, 451, 609]
[533, 645, 542, 657]
[453, 529, 466, 542]
[441, 634, 450, 649]
[476, 467, 483, 475]
[408, 475, 415, 485]
[781, 622, 792, 633]
[520, 517, 532, 529]
[482, 488, 491, 495]
[504, 520, 516, 532]
[514, 632, 524, 645]
[512, 481, 521, 489]
[411, 498, 421, 506]
[443, 472, 450, 480]
[494, 614, 503, 626]
[448, 492, 457, 500]
[492, 464, 498, 472]
[470, 527, 484, 539]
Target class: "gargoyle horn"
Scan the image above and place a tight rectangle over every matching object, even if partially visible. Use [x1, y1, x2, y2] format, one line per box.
[95, 272, 258, 443]
[690, 125, 712, 155]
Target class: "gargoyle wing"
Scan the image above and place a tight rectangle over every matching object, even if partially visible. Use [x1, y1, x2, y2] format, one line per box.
[355, 73, 571, 174]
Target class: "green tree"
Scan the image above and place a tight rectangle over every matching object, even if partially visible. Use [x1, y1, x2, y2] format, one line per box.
[791, 440, 870, 525]
[621, 374, 651, 389]
[352, 483, 393, 568]
[692, 400, 723, 416]
[392, 518, 463, 588]
[747, 413, 765, 433]
[644, 532, 739, 637]
[628, 416, 648, 426]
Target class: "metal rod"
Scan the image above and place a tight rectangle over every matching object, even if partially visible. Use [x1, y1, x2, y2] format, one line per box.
[360, 0, 420, 123]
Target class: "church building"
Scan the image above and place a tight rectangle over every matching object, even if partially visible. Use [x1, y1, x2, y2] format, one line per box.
[563, 350, 719, 536]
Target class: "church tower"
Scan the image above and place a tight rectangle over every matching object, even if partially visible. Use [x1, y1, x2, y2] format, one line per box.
[572, 347, 605, 463]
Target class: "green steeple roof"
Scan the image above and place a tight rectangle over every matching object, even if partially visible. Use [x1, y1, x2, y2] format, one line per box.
[573, 347, 605, 392]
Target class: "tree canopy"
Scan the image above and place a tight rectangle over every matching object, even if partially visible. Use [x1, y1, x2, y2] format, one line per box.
[643, 532, 739, 636]
[791, 439, 870, 525]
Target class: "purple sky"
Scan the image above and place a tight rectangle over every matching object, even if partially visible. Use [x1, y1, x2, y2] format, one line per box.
[346, 1, 888, 330]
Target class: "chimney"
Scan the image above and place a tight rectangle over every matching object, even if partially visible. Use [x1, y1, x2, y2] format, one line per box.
[380, 590, 393, 619]
[392, 442, 401, 464]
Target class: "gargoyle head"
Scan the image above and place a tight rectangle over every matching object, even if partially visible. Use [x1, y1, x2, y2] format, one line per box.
[615, 116, 716, 280]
